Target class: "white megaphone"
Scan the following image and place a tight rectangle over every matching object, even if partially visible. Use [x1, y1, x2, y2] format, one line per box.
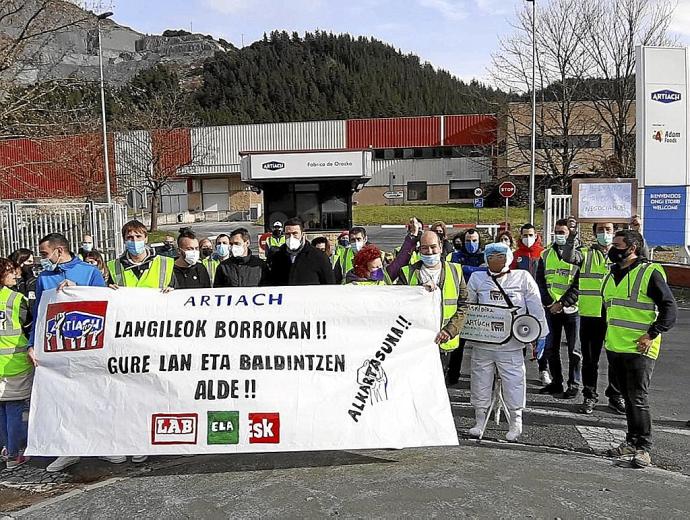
[511, 314, 542, 343]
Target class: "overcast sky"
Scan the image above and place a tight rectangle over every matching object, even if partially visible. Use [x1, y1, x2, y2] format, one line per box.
[110, 0, 690, 84]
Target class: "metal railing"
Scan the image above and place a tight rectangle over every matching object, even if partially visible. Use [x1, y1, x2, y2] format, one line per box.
[0, 201, 127, 260]
[543, 189, 572, 244]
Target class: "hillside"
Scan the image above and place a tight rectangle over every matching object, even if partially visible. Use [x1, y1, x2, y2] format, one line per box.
[193, 31, 503, 125]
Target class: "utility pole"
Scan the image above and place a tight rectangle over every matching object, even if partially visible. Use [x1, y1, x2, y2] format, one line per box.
[526, 0, 537, 225]
[97, 11, 114, 204]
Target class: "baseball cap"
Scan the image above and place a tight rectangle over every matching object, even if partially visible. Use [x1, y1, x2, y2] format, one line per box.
[273, 221, 283, 228]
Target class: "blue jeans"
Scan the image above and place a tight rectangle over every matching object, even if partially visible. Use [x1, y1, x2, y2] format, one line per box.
[0, 400, 27, 457]
[545, 311, 582, 388]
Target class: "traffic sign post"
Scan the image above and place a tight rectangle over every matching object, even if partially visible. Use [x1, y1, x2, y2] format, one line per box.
[383, 191, 404, 200]
[473, 197, 484, 224]
[499, 181, 517, 227]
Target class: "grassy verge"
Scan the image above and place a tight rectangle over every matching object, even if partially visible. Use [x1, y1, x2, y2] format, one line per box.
[353, 204, 543, 228]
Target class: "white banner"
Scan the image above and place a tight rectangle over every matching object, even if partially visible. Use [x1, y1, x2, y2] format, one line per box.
[26, 286, 457, 456]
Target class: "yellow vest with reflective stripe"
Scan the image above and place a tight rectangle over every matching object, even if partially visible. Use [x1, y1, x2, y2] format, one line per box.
[603, 263, 664, 359]
[202, 257, 220, 285]
[107, 256, 174, 289]
[542, 248, 578, 302]
[399, 261, 463, 351]
[344, 269, 392, 285]
[340, 248, 356, 281]
[578, 247, 609, 318]
[267, 236, 285, 248]
[0, 287, 31, 378]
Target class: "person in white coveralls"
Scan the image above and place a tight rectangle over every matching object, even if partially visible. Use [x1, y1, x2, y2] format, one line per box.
[466, 242, 549, 442]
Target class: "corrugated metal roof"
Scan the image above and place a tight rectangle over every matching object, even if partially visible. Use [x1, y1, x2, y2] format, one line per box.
[369, 157, 492, 187]
[346, 117, 441, 148]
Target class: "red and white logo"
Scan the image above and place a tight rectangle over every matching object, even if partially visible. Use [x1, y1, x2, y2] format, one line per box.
[44, 301, 108, 352]
[248, 413, 280, 444]
[151, 414, 198, 445]
[499, 181, 517, 199]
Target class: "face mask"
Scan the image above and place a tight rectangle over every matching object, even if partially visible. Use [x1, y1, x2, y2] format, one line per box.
[554, 235, 567, 246]
[126, 240, 146, 255]
[184, 250, 199, 266]
[608, 247, 632, 264]
[40, 249, 59, 272]
[435, 231, 445, 242]
[339, 239, 349, 247]
[82, 243, 93, 252]
[164, 242, 175, 250]
[453, 241, 463, 251]
[21, 264, 34, 277]
[286, 236, 302, 251]
[273, 229, 282, 237]
[522, 236, 536, 248]
[501, 239, 511, 247]
[465, 241, 479, 254]
[596, 232, 614, 246]
[201, 248, 213, 258]
[420, 253, 441, 267]
[351, 240, 365, 253]
[370, 268, 385, 281]
[216, 244, 230, 257]
[231, 244, 245, 257]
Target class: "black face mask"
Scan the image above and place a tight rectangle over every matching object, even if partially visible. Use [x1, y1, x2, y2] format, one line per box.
[201, 248, 213, 258]
[273, 229, 282, 237]
[453, 242, 463, 251]
[435, 232, 445, 242]
[21, 264, 34, 277]
[608, 247, 632, 264]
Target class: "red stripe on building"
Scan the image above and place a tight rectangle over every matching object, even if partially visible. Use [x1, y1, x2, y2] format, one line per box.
[444, 115, 497, 146]
[346, 116, 441, 148]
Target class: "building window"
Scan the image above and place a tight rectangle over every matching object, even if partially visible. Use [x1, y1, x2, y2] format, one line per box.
[374, 149, 385, 160]
[517, 134, 602, 150]
[403, 148, 414, 159]
[449, 180, 479, 200]
[407, 181, 427, 201]
[384, 149, 395, 160]
[371, 145, 494, 160]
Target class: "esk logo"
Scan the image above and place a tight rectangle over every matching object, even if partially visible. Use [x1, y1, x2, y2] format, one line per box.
[207, 411, 239, 445]
[248, 413, 280, 444]
[44, 301, 108, 352]
[151, 413, 198, 445]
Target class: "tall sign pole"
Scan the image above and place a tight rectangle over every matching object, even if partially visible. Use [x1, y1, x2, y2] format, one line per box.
[527, 0, 537, 225]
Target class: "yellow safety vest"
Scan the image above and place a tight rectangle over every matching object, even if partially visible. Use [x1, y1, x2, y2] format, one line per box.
[578, 247, 609, 318]
[542, 248, 578, 302]
[107, 255, 174, 289]
[0, 287, 32, 378]
[399, 261, 463, 351]
[339, 248, 356, 282]
[343, 269, 392, 285]
[267, 235, 285, 248]
[602, 262, 665, 359]
[202, 257, 220, 285]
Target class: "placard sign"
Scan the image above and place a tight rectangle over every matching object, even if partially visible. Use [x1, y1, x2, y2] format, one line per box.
[572, 179, 637, 223]
[459, 304, 515, 344]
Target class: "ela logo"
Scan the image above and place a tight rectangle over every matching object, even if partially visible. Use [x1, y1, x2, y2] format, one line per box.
[151, 413, 198, 445]
[248, 413, 280, 444]
[207, 411, 239, 445]
[44, 301, 108, 352]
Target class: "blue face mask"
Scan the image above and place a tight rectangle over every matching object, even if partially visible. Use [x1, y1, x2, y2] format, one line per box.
[125, 240, 146, 255]
[465, 241, 479, 254]
[370, 268, 385, 281]
[216, 244, 230, 257]
[420, 253, 441, 267]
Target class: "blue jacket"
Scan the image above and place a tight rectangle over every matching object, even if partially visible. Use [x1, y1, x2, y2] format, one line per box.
[450, 248, 487, 282]
[30, 256, 106, 345]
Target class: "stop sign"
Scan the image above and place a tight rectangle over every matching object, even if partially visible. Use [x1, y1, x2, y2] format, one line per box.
[499, 181, 517, 198]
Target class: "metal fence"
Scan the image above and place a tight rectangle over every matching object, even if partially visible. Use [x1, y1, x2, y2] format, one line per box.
[543, 189, 572, 245]
[0, 202, 127, 260]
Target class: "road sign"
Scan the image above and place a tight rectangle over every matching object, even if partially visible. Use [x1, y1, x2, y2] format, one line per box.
[474, 187, 484, 197]
[383, 191, 404, 200]
[499, 181, 517, 199]
[473, 198, 484, 209]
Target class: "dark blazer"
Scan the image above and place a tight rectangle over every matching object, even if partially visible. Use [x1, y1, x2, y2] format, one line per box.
[270, 241, 336, 286]
[214, 252, 270, 288]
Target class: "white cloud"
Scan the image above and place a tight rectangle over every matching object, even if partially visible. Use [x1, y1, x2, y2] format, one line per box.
[203, 0, 251, 14]
[418, 0, 469, 21]
[671, 0, 690, 37]
[474, 0, 509, 16]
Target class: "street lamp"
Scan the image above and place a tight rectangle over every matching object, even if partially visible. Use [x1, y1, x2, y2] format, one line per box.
[97, 11, 114, 204]
[526, 0, 536, 225]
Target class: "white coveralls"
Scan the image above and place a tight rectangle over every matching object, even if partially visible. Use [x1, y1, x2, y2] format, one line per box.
[466, 269, 549, 426]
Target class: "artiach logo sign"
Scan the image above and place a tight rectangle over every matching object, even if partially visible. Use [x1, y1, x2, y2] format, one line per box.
[44, 301, 108, 352]
[262, 161, 285, 171]
[248, 412, 280, 444]
[151, 414, 198, 445]
[651, 89, 682, 104]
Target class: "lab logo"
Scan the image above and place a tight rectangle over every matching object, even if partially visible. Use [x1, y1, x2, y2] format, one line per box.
[262, 161, 285, 171]
[151, 413, 198, 445]
[207, 411, 239, 445]
[44, 301, 108, 352]
[651, 89, 682, 104]
[248, 413, 280, 444]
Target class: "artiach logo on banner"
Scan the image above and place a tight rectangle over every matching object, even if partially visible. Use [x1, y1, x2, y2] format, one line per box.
[151, 414, 198, 445]
[44, 301, 108, 352]
[248, 413, 280, 444]
[651, 89, 682, 104]
[262, 161, 285, 171]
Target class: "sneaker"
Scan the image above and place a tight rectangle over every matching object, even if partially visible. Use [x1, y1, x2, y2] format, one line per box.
[632, 449, 651, 468]
[539, 370, 552, 386]
[131, 456, 148, 463]
[606, 441, 636, 458]
[538, 382, 565, 395]
[6, 455, 28, 471]
[0, 447, 7, 462]
[580, 397, 597, 414]
[46, 456, 81, 472]
[561, 387, 579, 399]
[608, 396, 626, 415]
[99, 456, 127, 464]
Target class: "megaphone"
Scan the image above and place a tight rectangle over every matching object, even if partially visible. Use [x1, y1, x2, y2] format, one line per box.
[512, 314, 542, 343]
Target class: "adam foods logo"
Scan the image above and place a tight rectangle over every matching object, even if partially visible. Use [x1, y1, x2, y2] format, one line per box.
[651, 90, 682, 104]
[262, 161, 285, 171]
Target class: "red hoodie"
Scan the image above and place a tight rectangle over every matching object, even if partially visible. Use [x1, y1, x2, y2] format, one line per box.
[511, 235, 544, 277]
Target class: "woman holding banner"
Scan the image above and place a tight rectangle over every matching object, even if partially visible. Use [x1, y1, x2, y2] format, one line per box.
[465, 243, 548, 442]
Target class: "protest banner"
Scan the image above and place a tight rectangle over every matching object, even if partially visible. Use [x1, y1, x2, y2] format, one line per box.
[26, 286, 458, 456]
[572, 178, 637, 223]
[459, 304, 515, 344]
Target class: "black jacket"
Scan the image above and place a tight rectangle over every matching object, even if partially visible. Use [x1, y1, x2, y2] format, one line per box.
[171, 263, 212, 289]
[214, 252, 270, 288]
[270, 241, 336, 286]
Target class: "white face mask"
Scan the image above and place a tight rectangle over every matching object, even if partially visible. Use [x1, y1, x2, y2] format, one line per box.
[554, 235, 567, 246]
[184, 250, 200, 266]
[231, 244, 245, 257]
[350, 240, 366, 252]
[286, 236, 302, 251]
[521, 236, 536, 248]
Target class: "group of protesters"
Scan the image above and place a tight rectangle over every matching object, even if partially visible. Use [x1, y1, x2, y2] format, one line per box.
[0, 213, 680, 472]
